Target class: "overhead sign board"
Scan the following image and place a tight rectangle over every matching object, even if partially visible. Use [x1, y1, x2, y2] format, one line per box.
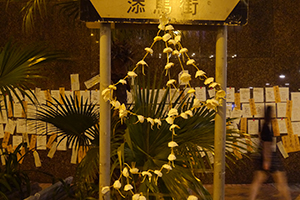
[90, 0, 240, 24]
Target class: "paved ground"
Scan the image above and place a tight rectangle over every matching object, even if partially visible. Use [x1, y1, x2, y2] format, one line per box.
[40, 183, 300, 199]
[204, 184, 300, 200]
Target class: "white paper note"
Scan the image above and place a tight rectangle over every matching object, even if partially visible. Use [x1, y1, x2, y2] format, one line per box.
[14, 103, 23, 118]
[90, 90, 100, 104]
[47, 141, 57, 158]
[70, 74, 80, 91]
[253, 88, 264, 102]
[277, 141, 289, 158]
[265, 87, 275, 102]
[24, 90, 35, 104]
[84, 74, 100, 89]
[278, 119, 287, 134]
[208, 88, 215, 98]
[195, 87, 206, 102]
[0, 111, 8, 124]
[5, 119, 16, 134]
[248, 119, 259, 135]
[33, 151, 42, 167]
[254, 103, 265, 118]
[242, 103, 251, 118]
[292, 122, 300, 136]
[80, 90, 90, 104]
[57, 136, 67, 151]
[12, 135, 22, 148]
[292, 108, 300, 121]
[65, 90, 73, 99]
[291, 92, 300, 105]
[226, 87, 235, 102]
[277, 103, 287, 118]
[26, 120, 36, 134]
[26, 104, 36, 119]
[240, 88, 250, 103]
[36, 135, 47, 150]
[16, 119, 26, 133]
[279, 87, 289, 102]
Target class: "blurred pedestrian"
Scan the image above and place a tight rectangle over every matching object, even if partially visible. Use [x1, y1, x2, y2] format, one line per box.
[249, 106, 291, 200]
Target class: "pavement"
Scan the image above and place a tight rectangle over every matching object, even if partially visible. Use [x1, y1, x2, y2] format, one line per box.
[204, 184, 300, 200]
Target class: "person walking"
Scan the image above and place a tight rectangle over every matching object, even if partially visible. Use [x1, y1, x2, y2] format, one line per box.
[249, 106, 291, 200]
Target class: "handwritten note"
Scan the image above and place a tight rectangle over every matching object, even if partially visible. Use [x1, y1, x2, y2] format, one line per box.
[292, 122, 300, 136]
[240, 88, 250, 103]
[271, 119, 280, 136]
[279, 87, 289, 102]
[253, 88, 264, 102]
[249, 98, 257, 116]
[240, 118, 247, 133]
[195, 87, 206, 102]
[234, 93, 240, 110]
[265, 87, 275, 102]
[226, 87, 235, 102]
[248, 119, 259, 135]
[242, 104, 251, 118]
[278, 118, 287, 134]
[254, 103, 265, 118]
[285, 118, 294, 135]
[273, 86, 281, 103]
[286, 100, 292, 119]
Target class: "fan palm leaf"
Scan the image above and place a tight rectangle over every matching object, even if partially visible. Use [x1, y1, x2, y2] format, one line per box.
[115, 73, 244, 199]
[0, 41, 64, 112]
[34, 95, 99, 147]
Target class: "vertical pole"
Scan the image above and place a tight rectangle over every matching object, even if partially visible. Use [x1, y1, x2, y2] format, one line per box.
[99, 23, 111, 200]
[213, 26, 227, 200]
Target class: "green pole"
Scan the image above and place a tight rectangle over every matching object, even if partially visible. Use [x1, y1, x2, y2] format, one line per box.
[99, 23, 111, 200]
[213, 25, 227, 200]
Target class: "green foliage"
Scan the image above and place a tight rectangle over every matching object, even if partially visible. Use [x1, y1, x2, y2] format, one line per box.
[0, 143, 31, 199]
[0, 41, 65, 113]
[34, 95, 99, 147]
[34, 73, 245, 199]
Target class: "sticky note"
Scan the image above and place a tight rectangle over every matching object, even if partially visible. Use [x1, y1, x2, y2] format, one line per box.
[234, 93, 240, 110]
[33, 151, 41, 167]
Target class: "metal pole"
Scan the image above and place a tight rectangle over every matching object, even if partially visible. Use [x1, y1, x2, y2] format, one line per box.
[99, 23, 111, 200]
[213, 26, 227, 200]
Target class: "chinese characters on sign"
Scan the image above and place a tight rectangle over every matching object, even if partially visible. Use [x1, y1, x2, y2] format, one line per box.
[128, 0, 199, 15]
[180, 0, 198, 15]
[154, 0, 171, 15]
[127, 0, 146, 14]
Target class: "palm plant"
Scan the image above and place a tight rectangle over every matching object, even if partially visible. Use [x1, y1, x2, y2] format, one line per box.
[0, 41, 64, 113]
[0, 143, 31, 200]
[34, 71, 245, 199]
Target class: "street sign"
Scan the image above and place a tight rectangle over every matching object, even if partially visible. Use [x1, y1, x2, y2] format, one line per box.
[90, 0, 240, 24]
